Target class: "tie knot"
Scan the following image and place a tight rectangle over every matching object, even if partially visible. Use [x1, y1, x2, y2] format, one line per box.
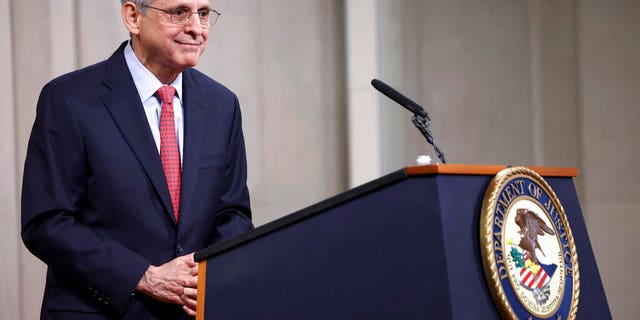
[157, 85, 176, 104]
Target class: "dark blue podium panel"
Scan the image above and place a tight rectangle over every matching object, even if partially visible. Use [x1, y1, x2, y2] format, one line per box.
[545, 178, 611, 319]
[196, 170, 610, 319]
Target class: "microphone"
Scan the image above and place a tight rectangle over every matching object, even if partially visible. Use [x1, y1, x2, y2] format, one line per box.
[371, 79, 429, 119]
[370, 79, 447, 164]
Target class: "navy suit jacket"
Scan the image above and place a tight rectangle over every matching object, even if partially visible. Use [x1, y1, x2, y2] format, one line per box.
[21, 42, 253, 319]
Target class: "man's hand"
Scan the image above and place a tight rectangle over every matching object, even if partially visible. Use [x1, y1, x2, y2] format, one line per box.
[136, 253, 199, 316]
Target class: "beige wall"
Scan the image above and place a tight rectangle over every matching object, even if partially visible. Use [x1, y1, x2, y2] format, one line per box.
[0, 0, 18, 317]
[1, 0, 638, 319]
[207, 0, 348, 225]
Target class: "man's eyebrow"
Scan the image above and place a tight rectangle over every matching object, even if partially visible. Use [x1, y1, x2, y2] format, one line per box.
[165, 3, 211, 11]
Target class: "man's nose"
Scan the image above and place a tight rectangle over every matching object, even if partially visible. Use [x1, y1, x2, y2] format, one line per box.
[184, 13, 205, 33]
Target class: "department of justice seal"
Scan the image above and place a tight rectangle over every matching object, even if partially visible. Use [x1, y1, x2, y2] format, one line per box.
[480, 167, 580, 319]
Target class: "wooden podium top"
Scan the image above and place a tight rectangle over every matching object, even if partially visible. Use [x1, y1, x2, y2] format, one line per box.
[405, 164, 578, 177]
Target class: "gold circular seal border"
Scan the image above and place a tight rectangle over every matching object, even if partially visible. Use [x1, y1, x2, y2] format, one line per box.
[480, 167, 580, 320]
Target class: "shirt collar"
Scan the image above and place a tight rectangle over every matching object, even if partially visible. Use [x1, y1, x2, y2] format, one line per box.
[124, 41, 183, 103]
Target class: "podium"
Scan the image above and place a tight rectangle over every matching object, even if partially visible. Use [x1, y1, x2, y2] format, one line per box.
[194, 165, 610, 319]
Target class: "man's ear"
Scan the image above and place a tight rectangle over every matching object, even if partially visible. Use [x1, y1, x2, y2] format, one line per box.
[121, 2, 141, 35]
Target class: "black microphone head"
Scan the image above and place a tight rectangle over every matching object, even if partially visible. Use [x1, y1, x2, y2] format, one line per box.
[370, 78, 428, 118]
[371, 79, 388, 93]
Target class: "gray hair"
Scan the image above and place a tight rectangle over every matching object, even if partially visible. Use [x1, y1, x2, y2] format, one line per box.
[121, 0, 151, 5]
[121, 0, 152, 14]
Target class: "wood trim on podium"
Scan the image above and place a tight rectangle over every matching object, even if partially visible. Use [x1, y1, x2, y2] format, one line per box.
[405, 164, 578, 177]
[196, 260, 207, 320]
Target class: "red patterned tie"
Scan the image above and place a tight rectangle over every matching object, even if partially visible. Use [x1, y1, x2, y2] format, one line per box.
[157, 85, 181, 222]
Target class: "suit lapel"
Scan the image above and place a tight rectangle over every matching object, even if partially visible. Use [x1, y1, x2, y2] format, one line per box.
[179, 70, 206, 224]
[100, 43, 176, 224]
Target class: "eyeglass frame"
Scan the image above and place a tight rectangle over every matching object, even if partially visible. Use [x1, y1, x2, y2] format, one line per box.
[140, 4, 221, 27]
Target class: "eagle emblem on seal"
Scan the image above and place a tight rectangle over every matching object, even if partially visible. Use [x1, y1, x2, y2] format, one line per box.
[510, 208, 559, 304]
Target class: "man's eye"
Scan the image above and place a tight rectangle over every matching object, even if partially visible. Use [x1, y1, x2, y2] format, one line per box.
[197, 10, 210, 18]
[172, 8, 190, 17]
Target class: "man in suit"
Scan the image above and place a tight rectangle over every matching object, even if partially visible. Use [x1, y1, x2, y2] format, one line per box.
[21, 0, 253, 318]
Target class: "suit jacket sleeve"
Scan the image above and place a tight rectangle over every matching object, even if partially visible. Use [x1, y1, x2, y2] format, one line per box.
[21, 81, 150, 314]
[209, 94, 253, 244]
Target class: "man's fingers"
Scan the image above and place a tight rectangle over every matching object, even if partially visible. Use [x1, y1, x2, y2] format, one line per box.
[181, 253, 197, 266]
[183, 305, 197, 317]
[183, 287, 197, 298]
[181, 289, 198, 316]
[182, 287, 197, 299]
[184, 275, 198, 288]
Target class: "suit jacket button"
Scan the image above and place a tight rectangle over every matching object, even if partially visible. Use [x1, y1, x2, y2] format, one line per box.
[177, 245, 184, 253]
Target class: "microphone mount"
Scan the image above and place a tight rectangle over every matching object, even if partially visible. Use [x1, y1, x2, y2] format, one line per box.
[411, 112, 446, 164]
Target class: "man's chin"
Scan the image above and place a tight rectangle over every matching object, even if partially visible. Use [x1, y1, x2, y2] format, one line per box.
[174, 56, 201, 69]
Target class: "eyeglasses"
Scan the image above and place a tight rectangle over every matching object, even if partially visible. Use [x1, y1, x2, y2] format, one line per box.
[141, 5, 221, 27]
